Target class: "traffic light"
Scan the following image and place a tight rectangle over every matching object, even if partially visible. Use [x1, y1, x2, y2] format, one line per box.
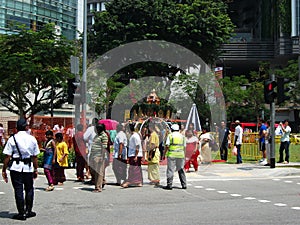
[67, 78, 80, 104]
[277, 77, 290, 104]
[264, 80, 277, 104]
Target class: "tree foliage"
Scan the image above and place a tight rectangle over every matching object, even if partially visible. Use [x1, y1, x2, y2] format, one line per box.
[274, 59, 300, 106]
[220, 73, 267, 122]
[89, 0, 234, 63]
[0, 24, 75, 118]
[88, 0, 234, 119]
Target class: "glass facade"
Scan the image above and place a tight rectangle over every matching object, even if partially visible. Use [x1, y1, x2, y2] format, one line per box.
[87, 0, 106, 28]
[0, 0, 77, 39]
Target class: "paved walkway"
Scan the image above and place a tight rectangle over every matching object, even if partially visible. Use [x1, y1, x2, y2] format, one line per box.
[1, 162, 300, 182]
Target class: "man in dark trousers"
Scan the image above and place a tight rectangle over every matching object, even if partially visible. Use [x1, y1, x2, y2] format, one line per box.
[163, 124, 187, 190]
[1, 118, 40, 220]
[216, 120, 231, 161]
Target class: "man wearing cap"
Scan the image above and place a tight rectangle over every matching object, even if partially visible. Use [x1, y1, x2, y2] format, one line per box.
[1, 118, 40, 220]
[163, 123, 187, 190]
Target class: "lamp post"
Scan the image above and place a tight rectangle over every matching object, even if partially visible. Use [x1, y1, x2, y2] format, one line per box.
[82, 0, 87, 129]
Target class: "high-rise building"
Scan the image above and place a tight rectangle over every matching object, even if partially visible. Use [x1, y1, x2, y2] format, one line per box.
[0, 0, 79, 40]
[292, 0, 300, 36]
[219, 0, 298, 77]
[87, 0, 107, 28]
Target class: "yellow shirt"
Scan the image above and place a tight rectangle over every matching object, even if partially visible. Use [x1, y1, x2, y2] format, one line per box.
[149, 131, 159, 148]
[56, 141, 69, 167]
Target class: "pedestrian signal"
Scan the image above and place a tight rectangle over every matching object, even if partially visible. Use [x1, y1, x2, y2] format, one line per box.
[264, 80, 277, 104]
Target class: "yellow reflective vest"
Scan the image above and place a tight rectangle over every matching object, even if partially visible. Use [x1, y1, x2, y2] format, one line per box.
[167, 132, 185, 158]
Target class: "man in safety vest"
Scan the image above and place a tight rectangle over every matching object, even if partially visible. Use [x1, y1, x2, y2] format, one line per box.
[162, 124, 187, 190]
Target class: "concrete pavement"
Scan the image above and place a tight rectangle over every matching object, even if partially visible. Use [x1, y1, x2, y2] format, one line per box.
[66, 161, 300, 184]
[1, 161, 300, 182]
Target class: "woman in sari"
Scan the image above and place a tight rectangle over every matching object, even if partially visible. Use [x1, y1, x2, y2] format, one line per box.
[41, 130, 56, 191]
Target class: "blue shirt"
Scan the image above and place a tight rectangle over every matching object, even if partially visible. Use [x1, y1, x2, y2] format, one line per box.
[259, 124, 267, 143]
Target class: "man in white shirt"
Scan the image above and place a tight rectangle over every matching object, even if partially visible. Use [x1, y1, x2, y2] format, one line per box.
[112, 124, 128, 185]
[234, 120, 243, 164]
[83, 118, 98, 183]
[277, 120, 291, 164]
[121, 123, 143, 188]
[2, 118, 40, 220]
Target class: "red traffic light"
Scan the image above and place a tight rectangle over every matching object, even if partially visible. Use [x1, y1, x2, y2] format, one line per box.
[264, 80, 277, 104]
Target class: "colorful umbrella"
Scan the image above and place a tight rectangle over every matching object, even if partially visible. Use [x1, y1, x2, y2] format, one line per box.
[98, 119, 119, 130]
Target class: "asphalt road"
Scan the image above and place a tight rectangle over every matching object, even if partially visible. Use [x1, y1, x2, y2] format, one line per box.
[1, 163, 300, 225]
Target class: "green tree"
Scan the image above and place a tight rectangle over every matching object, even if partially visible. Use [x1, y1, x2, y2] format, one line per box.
[0, 24, 75, 119]
[88, 0, 234, 119]
[220, 74, 267, 122]
[274, 60, 300, 106]
[89, 0, 234, 63]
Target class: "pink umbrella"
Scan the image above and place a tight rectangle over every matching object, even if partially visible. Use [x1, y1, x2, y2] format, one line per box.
[98, 119, 119, 130]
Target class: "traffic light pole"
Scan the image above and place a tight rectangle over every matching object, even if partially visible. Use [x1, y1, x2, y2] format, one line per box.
[82, 0, 87, 130]
[270, 74, 276, 168]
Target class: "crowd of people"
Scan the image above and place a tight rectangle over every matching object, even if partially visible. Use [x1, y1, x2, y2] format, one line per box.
[0, 117, 293, 220]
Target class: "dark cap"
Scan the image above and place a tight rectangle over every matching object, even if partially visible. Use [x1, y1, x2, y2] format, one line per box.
[16, 118, 28, 131]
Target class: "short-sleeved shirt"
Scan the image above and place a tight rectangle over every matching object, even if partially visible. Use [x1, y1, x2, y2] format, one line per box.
[83, 126, 97, 152]
[56, 141, 69, 167]
[90, 132, 108, 158]
[113, 131, 128, 159]
[281, 125, 291, 142]
[234, 125, 243, 145]
[218, 127, 231, 145]
[3, 131, 40, 172]
[128, 132, 143, 157]
[259, 124, 267, 143]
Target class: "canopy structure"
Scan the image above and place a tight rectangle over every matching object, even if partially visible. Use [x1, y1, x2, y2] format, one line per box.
[186, 104, 202, 131]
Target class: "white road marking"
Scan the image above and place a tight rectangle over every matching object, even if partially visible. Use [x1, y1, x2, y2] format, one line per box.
[205, 188, 216, 191]
[73, 187, 83, 190]
[274, 203, 287, 207]
[291, 207, 300, 210]
[217, 191, 228, 194]
[0, 192, 5, 195]
[258, 200, 271, 203]
[284, 181, 293, 183]
[230, 194, 242, 197]
[194, 186, 204, 189]
[272, 179, 281, 181]
[55, 187, 64, 191]
[244, 197, 256, 200]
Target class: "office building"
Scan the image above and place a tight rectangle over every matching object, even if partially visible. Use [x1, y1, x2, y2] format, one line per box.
[0, 0, 80, 40]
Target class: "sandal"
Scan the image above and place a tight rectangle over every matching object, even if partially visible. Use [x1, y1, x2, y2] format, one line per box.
[45, 185, 54, 191]
[92, 189, 102, 193]
[121, 182, 130, 188]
